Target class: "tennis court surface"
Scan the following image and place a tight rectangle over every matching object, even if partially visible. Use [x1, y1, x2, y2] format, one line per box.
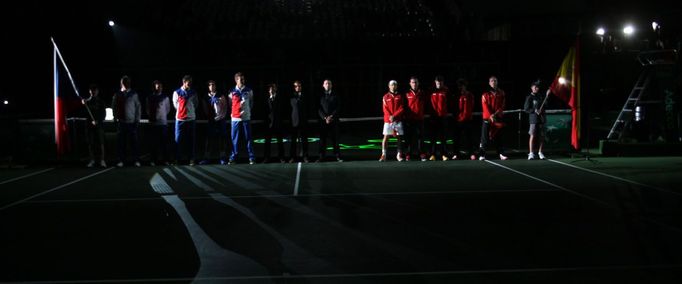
[2, 156, 682, 283]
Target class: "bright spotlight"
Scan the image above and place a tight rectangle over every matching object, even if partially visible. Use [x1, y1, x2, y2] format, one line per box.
[108, 20, 115, 27]
[596, 28, 605, 36]
[623, 25, 634, 35]
[3, 100, 8, 105]
[652, 22, 659, 31]
[558, 77, 567, 85]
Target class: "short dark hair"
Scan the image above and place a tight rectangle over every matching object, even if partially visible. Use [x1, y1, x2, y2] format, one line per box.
[152, 80, 161, 86]
[120, 75, 131, 88]
[207, 80, 216, 85]
[435, 75, 444, 82]
[293, 80, 302, 85]
[267, 83, 278, 89]
[88, 83, 98, 91]
[234, 72, 244, 79]
[409, 76, 419, 81]
[456, 78, 468, 87]
[182, 75, 192, 83]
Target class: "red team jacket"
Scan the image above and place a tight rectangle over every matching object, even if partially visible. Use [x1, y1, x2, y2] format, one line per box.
[405, 89, 425, 121]
[456, 90, 474, 122]
[430, 87, 448, 117]
[481, 88, 505, 121]
[382, 92, 404, 123]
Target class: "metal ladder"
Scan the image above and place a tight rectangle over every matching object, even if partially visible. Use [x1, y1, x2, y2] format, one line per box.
[606, 68, 652, 140]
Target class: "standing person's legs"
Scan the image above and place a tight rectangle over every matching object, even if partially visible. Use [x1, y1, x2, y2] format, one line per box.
[479, 120, 490, 158]
[276, 128, 285, 161]
[86, 125, 95, 162]
[453, 122, 462, 159]
[289, 127, 298, 161]
[188, 121, 196, 163]
[96, 126, 106, 162]
[230, 121, 241, 161]
[264, 127, 273, 161]
[117, 123, 127, 164]
[130, 124, 139, 163]
[429, 117, 438, 158]
[175, 121, 183, 162]
[318, 123, 328, 160]
[331, 122, 341, 159]
[404, 120, 414, 157]
[416, 120, 425, 159]
[243, 121, 255, 161]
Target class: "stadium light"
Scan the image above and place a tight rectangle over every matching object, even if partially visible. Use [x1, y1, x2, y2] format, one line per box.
[596, 27, 605, 36]
[108, 20, 115, 27]
[558, 77, 567, 85]
[623, 25, 634, 35]
[3, 100, 8, 105]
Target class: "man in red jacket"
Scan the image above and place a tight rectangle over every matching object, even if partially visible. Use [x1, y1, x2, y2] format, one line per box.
[404, 76, 427, 161]
[380, 80, 405, 162]
[478, 76, 508, 160]
[453, 78, 476, 160]
[429, 76, 449, 161]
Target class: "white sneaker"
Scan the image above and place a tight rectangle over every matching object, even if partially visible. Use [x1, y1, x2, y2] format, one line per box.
[538, 152, 546, 160]
[116, 162, 124, 167]
[479, 155, 486, 161]
[87, 160, 95, 168]
[100, 160, 107, 168]
[149, 161, 156, 167]
[134, 161, 141, 167]
[396, 153, 404, 162]
[528, 153, 536, 160]
[499, 154, 509, 160]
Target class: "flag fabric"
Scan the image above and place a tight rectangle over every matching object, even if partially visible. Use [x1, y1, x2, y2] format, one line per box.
[549, 39, 581, 150]
[54, 46, 82, 157]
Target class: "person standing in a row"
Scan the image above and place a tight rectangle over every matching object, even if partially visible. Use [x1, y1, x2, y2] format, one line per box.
[317, 79, 342, 162]
[173, 75, 198, 166]
[112, 75, 141, 167]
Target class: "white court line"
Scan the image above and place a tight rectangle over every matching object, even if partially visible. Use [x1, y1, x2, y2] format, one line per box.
[0, 168, 55, 186]
[0, 167, 114, 211]
[484, 160, 612, 208]
[547, 159, 682, 197]
[294, 162, 302, 196]
[25, 188, 557, 204]
[9, 263, 682, 283]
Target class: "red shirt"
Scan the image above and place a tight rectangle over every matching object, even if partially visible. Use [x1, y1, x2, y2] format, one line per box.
[430, 87, 448, 117]
[481, 88, 505, 121]
[383, 92, 404, 123]
[457, 90, 474, 122]
[405, 89, 425, 120]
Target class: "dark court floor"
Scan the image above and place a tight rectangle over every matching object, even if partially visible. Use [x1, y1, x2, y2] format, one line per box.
[1, 156, 682, 283]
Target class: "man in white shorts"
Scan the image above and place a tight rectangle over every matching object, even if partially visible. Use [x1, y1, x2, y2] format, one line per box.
[380, 80, 405, 162]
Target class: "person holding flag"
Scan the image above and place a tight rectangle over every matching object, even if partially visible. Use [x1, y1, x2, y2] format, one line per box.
[83, 84, 107, 168]
[379, 80, 405, 162]
[524, 80, 551, 160]
[478, 76, 508, 161]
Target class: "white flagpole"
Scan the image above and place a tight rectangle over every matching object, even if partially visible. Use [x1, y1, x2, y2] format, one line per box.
[50, 37, 95, 121]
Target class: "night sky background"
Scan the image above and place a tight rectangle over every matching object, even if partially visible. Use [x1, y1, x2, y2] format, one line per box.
[2, 0, 680, 121]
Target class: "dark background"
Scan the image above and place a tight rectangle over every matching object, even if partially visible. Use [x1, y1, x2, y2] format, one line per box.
[2, 0, 681, 120]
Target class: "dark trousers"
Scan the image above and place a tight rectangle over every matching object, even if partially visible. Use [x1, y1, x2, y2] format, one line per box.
[117, 122, 139, 162]
[404, 119, 425, 156]
[429, 116, 448, 156]
[86, 123, 105, 160]
[204, 120, 228, 161]
[319, 121, 340, 158]
[479, 120, 505, 157]
[175, 120, 196, 162]
[454, 120, 476, 156]
[290, 126, 309, 160]
[264, 126, 285, 160]
[149, 124, 170, 163]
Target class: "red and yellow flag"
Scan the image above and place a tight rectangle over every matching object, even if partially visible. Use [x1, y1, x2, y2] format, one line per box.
[549, 40, 581, 150]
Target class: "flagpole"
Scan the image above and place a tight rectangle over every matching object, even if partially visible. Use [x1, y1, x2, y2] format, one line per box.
[50, 37, 95, 122]
[53, 39, 59, 157]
